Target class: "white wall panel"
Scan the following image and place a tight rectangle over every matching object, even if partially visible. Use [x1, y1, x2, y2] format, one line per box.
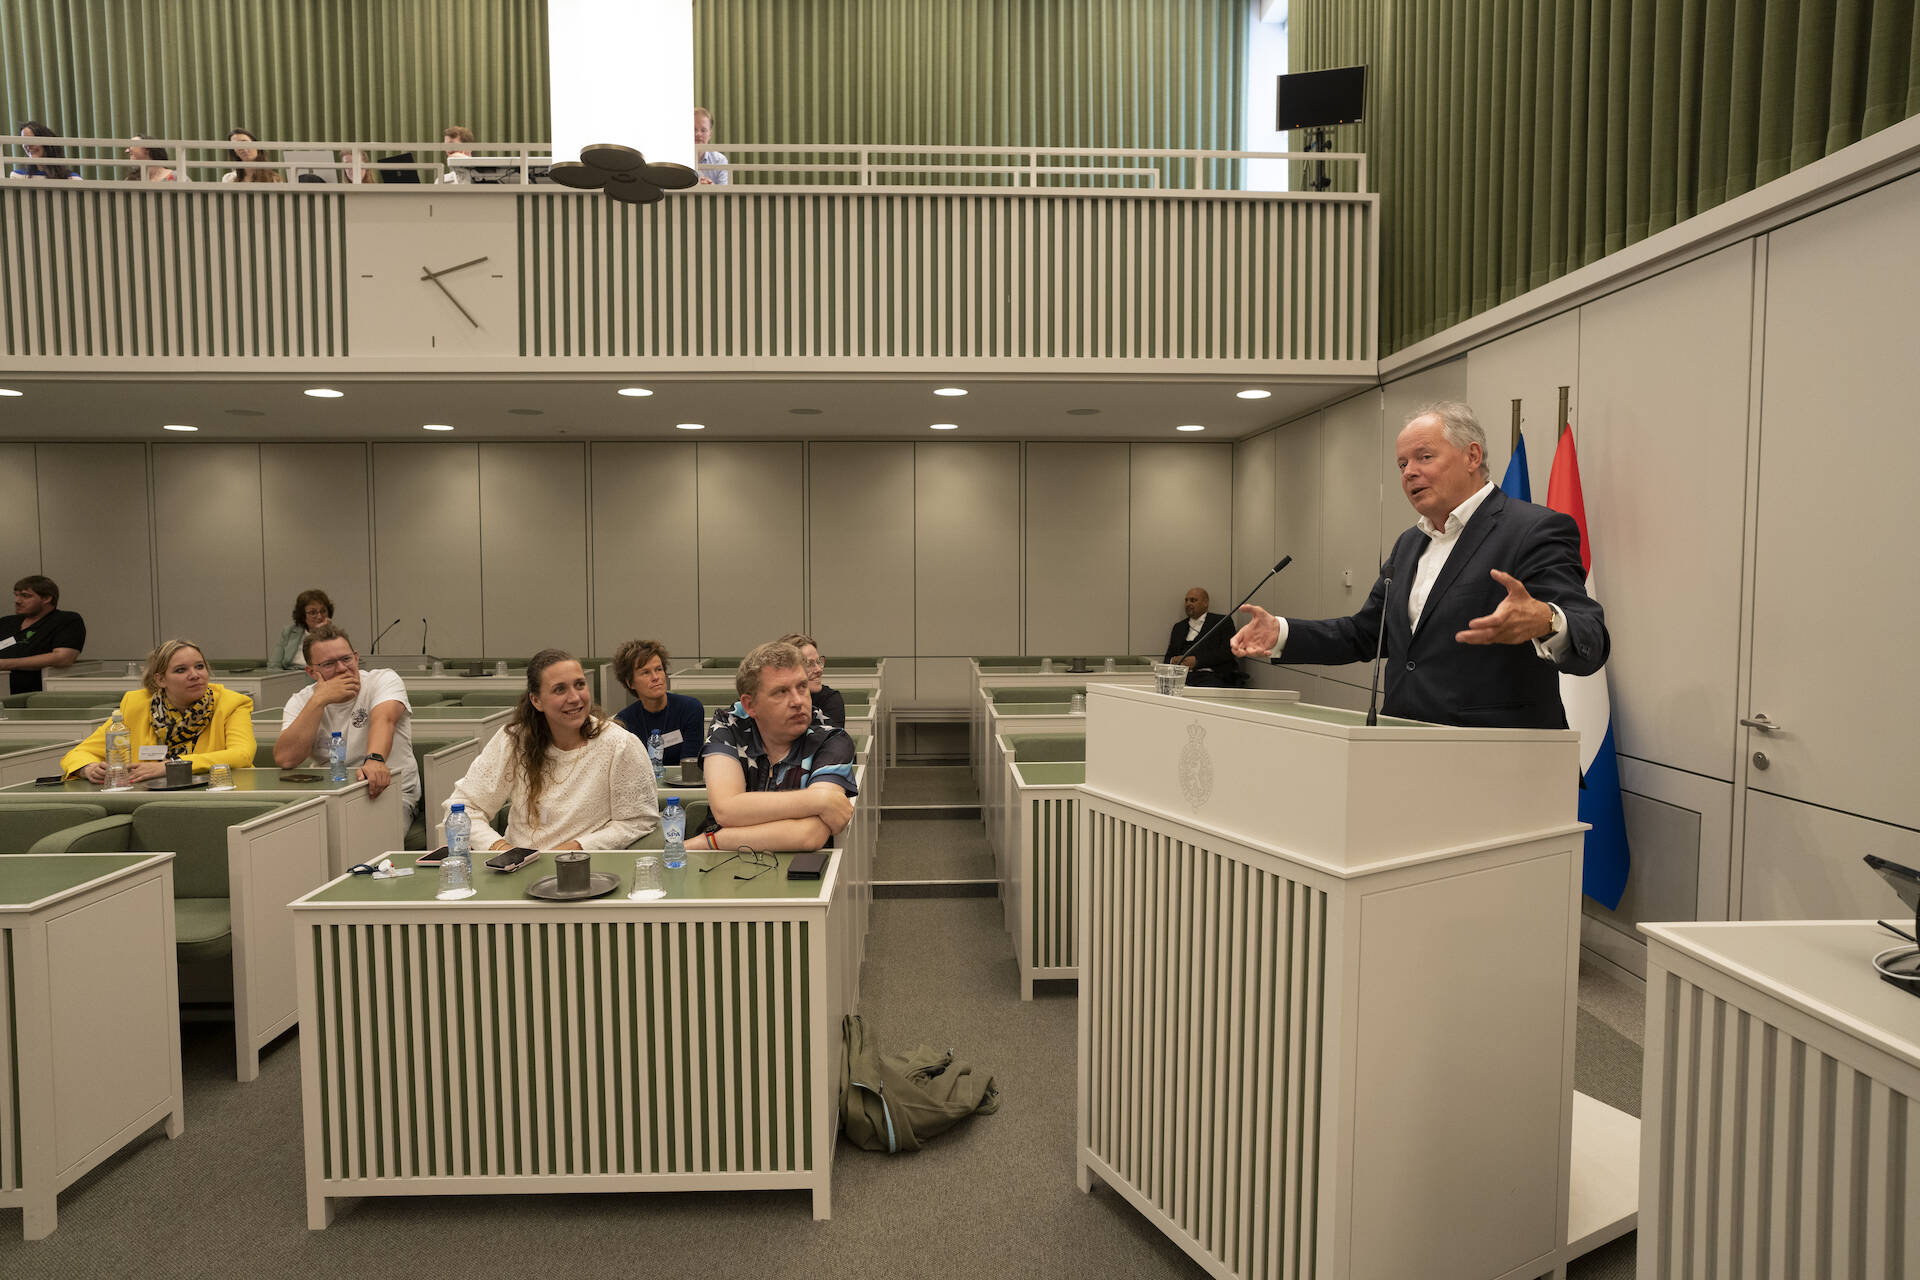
[808, 443, 914, 656]
[478, 443, 589, 659]
[1464, 311, 1580, 497]
[1128, 443, 1232, 655]
[1273, 411, 1327, 619]
[1230, 429, 1277, 613]
[35, 444, 154, 658]
[0, 446, 39, 577]
[1024, 443, 1130, 655]
[261, 444, 373, 657]
[152, 443, 266, 661]
[696, 443, 805, 656]
[589, 443, 700, 662]
[1578, 244, 1754, 783]
[916, 443, 1021, 657]
[372, 444, 482, 658]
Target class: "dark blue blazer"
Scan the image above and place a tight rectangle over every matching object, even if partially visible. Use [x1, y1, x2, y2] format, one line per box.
[1278, 489, 1608, 729]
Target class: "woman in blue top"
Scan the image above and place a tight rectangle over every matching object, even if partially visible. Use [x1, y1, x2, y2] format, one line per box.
[610, 639, 706, 763]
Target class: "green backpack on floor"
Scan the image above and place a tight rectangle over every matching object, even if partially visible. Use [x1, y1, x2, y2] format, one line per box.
[839, 1014, 1001, 1153]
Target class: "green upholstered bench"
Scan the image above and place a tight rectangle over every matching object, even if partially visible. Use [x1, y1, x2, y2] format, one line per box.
[27, 796, 329, 1081]
[0, 803, 108, 852]
[1007, 733, 1086, 762]
[24, 692, 123, 709]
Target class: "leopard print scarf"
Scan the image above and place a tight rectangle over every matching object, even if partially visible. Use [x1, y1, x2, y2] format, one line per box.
[150, 688, 218, 759]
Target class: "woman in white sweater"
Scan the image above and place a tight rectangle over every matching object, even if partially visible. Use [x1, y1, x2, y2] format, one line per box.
[444, 649, 658, 850]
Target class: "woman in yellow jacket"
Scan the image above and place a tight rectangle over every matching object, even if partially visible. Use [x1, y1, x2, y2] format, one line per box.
[62, 639, 256, 783]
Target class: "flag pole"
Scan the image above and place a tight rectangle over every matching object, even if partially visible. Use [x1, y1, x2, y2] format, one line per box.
[1510, 398, 1522, 452]
[1557, 385, 1571, 441]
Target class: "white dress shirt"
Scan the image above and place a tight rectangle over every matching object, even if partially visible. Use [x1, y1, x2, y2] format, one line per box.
[1269, 479, 1568, 660]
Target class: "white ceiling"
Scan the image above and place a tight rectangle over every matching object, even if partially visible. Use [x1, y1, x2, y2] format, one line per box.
[0, 374, 1369, 442]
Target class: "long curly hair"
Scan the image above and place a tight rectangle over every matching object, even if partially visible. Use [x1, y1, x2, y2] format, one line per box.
[507, 648, 604, 827]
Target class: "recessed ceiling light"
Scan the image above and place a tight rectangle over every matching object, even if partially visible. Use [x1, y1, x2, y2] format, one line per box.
[162, 423, 198, 432]
[1236, 389, 1272, 400]
[617, 387, 654, 398]
[929, 423, 959, 431]
[1176, 424, 1206, 433]
[675, 423, 705, 431]
[304, 387, 344, 399]
[423, 424, 455, 432]
[933, 387, 967, 397]
[0, 388, 22, 398]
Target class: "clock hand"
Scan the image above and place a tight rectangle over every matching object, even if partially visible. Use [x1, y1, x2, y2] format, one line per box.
[423, 271, 481, 328]
[420, 255, 491, 280]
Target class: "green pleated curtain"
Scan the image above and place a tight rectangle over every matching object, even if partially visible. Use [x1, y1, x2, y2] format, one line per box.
[2, 0, 1245, 188]
[1292, 0, 1920, 354]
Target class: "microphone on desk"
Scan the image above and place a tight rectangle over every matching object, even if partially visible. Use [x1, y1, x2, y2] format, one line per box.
[369, 618, 401, 654]
[1364, 561, 1392, 727]
[1182, 556, 1293, 663]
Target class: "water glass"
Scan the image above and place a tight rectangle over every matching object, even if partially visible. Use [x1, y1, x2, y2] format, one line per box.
[493, 660, 509, 677]
[629, 855, 666, 900]
[1104, 657, 1117, 672]
[1040, 657, 1053, 673]
[436, 854, 475, 901]
[1069, 692, 1086, 714]
[126, 660, 143, 677]
[208, 763, 234, 790]
[1152, 663, 1190, 697]
[431, 659, 445, 676]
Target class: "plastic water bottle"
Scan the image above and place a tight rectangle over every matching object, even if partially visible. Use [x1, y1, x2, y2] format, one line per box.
[439, 803, 475, 900]
[104, 710, 132, 789]
[647, 730, 666, 784]
[662, 798, 686, 870]
[328, 730, 348, 783]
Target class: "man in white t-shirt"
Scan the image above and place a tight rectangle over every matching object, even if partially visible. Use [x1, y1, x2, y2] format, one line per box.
[275, 623, 419, 814]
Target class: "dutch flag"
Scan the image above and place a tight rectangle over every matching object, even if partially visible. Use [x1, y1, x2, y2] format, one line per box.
[1543, 428, 1631, 910]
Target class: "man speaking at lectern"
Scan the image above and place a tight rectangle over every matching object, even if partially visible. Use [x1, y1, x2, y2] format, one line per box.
[1230, 402, 1607, 730]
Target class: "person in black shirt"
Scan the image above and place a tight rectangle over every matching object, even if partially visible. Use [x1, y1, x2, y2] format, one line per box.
[780, 631, 846, 727]
[0, 575, 86, 695]
[609, 638, 706, 763]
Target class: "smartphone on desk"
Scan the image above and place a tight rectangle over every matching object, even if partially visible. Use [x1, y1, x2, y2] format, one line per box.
[485, 847, 540, 873]
[786, 852, 829, 880]
[415, 845, 449, 867]
[34, 775, 65, 787]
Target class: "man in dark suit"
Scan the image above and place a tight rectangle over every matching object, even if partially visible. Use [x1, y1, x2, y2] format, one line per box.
[1231, 402, 1607, 729]
[1164, 587, 1243, 687]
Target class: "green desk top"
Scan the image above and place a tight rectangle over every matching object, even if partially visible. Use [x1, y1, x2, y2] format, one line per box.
[2, 768, 358, 798]
[299, 847, 834, 906]
[997, 704, 1079, 717]
[0, 853, 159, 909]
[1013, 762, 1086, 786]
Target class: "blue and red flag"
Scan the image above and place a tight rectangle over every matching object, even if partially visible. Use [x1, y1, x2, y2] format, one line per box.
[1546, 429, 1630, 910]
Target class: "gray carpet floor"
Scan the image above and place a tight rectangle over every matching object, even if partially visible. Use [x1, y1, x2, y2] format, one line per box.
[3, 772, 1648, 1279]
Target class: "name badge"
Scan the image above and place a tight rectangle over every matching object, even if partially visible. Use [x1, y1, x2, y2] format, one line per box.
[138, 745, 168, 761]
[661, 730, 684, 747]
[0, 636, 15, 651]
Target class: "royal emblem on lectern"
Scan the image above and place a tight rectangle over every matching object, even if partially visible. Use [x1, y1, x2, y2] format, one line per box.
[1177, 720, 1214, 812]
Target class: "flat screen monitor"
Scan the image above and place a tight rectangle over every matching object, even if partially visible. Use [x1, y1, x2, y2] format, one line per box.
[1277, 66, 1367, 131]
[380, 152, 421, 184]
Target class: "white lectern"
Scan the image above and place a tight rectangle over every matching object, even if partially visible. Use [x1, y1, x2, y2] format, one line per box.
[1075, 686, 1638, 1280]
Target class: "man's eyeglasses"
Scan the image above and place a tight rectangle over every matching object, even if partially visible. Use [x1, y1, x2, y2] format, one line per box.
[313, 653, 359, 675]
[698, 848, 777, 880]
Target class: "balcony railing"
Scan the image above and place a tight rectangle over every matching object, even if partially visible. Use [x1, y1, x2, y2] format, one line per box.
[2, 135, 1377, 372]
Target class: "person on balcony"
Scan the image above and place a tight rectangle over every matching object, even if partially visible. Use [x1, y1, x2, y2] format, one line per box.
[694, 107, 729, 185]
[125, 136, 177, 182]
[10, 121, 77, 179]
[222, 127, 284, 183]
[438, 125, 474, 184]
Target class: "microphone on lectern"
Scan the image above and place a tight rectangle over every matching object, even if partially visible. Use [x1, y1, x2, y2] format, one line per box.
[1364, 561, 1392, 727]
[1182, 556, 1294, 661]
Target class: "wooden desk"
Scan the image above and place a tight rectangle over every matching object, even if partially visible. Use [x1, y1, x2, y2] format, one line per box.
[1640, 920, 1920, 1277]
[294, 846, 850, 1226]
[0, 854, 183, 1239]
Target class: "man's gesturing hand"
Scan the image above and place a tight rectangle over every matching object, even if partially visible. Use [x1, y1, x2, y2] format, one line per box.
[1230, 605, 1280, 658]
[1456, 570, 1554, 645]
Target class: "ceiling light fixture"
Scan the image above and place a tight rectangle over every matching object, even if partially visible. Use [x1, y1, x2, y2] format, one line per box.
[933, 387, 968, 397]
[616, 387, 654, 398]
[1236, 389, 1272, 400]
[675, 423, 705, 431]
[423, 424, 455, 432]
[1176, 424, 1206, 433]
[162, 423, 198, 432]
[304, 387, 345, 399]
[0, 388, 22, 398]
[930, 423, 959, 431]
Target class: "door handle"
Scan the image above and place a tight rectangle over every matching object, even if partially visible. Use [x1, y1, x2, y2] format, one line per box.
[1739, 713, 1784, 733]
